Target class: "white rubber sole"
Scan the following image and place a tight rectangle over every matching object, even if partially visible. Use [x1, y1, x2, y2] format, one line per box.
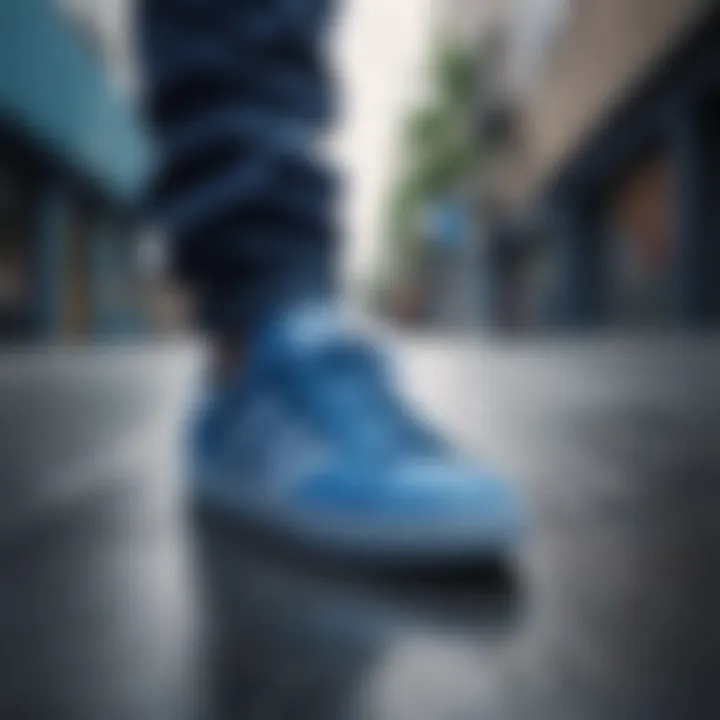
[191, 472, 523, 566]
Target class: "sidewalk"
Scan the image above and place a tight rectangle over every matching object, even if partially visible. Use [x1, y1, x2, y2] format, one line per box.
[0, 334, 718, 719]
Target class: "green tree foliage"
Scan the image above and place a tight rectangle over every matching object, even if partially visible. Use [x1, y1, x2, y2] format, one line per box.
[383, 38, 484, 289]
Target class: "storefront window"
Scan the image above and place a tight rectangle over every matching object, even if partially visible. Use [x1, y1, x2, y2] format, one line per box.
[606, 151, 676, 325]
[0, 158, 35, 339]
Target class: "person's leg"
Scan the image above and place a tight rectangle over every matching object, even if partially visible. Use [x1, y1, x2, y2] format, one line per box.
[137, 0, 523, 562]
[138, 0, 336, 333]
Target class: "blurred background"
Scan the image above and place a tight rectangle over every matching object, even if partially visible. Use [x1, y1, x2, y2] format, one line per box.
[0, 0, 151, 342]
[374, 0, 720, 332]
[3, 0, 719, 341]
[1, 1, 720, 719]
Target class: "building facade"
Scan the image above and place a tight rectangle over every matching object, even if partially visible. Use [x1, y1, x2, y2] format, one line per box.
[472, 0, 720, 329]
[0, 0, 149, 341]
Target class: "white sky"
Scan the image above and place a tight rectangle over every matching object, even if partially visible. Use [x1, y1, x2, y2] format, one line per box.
[68, 0, 439, 284]
[331, 0, 437, 285]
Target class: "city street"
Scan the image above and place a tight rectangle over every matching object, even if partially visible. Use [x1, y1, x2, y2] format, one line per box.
[0, 334, 719, 719]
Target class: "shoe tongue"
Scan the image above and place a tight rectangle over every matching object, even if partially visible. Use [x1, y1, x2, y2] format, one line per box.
[255, 301, 355, 361]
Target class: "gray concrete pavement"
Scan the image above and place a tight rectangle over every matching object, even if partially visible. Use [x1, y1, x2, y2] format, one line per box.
[0, 334, 719, 719]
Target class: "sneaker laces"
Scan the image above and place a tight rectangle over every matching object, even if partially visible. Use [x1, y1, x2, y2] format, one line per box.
[282, 337, 440, 459]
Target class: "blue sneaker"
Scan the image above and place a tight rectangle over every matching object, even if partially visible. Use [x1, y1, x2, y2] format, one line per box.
[189, 304, 523, 563]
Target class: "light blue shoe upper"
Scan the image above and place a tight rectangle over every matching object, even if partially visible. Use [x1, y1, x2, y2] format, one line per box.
[191, 304, 522, 543]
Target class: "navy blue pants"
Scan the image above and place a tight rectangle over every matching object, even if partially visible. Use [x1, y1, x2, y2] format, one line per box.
[138, 0, 336, 331]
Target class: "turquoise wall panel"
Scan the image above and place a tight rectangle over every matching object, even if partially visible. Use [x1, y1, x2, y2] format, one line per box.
[0, 0, 150, 202]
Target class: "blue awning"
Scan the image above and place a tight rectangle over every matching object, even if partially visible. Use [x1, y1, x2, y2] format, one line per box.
[0, 0, 150, 203]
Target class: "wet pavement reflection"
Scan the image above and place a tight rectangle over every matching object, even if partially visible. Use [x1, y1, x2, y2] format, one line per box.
[0, 335, 719, 719]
